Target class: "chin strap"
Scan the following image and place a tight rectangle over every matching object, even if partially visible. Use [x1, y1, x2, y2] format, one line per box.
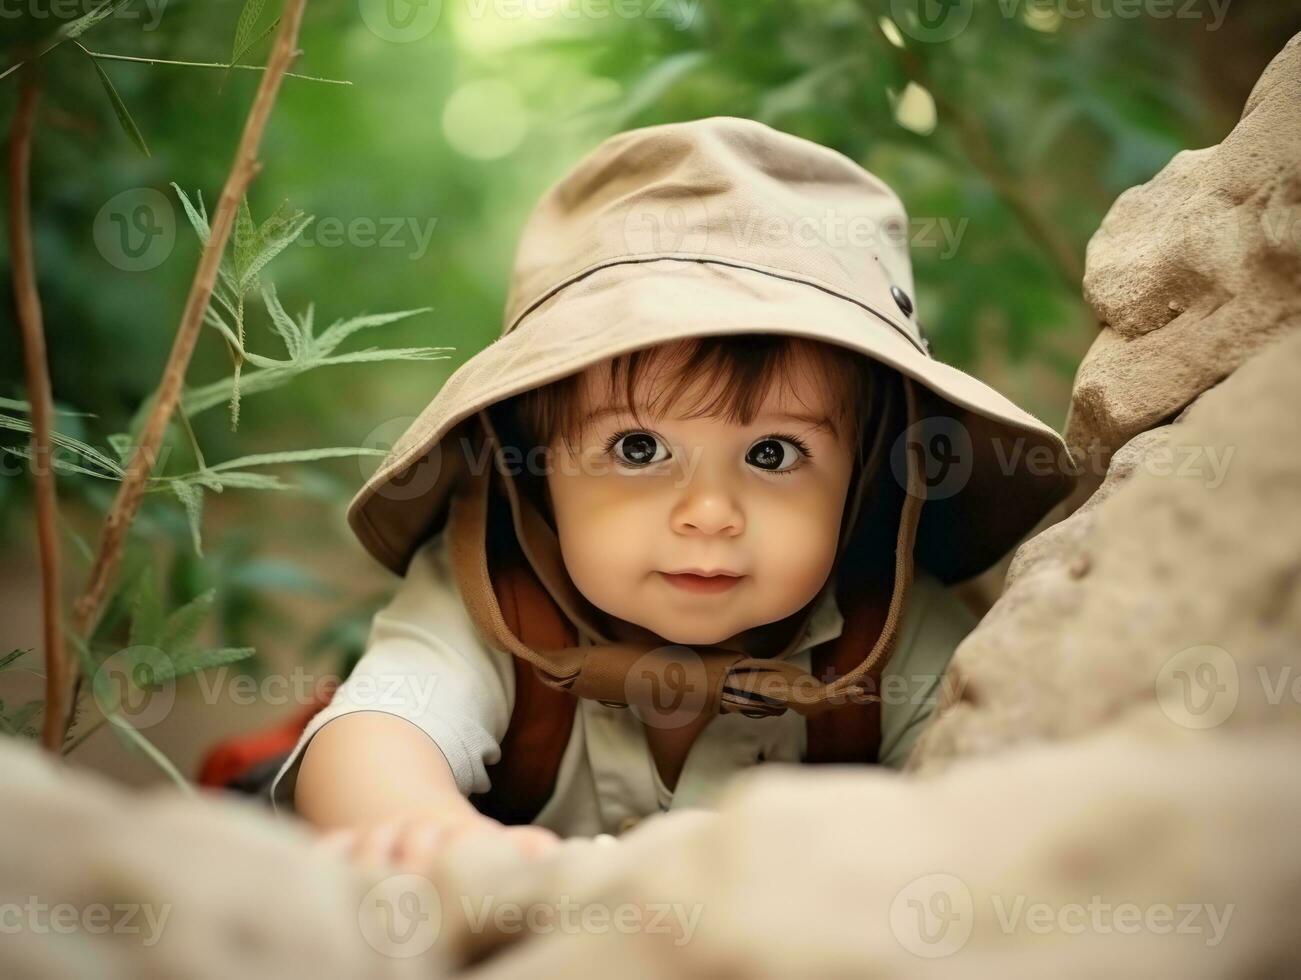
[447, 373, 925, 721]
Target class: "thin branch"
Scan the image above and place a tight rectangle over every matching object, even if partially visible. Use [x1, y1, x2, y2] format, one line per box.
[9, 67, 69, 754]
[79, 48, 351, 86]
[63, 0, 313, 742]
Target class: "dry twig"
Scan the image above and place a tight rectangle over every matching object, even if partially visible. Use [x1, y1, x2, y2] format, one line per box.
[8, 67, 67, 752]
[60, 0, 311, 744]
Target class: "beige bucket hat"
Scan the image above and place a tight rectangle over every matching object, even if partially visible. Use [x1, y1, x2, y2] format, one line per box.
[348, 116, 1079, 719]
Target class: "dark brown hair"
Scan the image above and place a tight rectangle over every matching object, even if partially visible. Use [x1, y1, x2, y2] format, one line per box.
[509, 334, 877, 458]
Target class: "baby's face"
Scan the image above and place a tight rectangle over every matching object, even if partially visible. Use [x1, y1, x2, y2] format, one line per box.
[543, 349, 858, 647]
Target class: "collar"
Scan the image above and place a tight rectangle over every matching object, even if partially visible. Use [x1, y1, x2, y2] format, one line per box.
[796, 577, 846, 654]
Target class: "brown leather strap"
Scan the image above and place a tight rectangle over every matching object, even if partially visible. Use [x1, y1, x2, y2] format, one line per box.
[469, 559, 578, 825]
[805, 565, 894, 763]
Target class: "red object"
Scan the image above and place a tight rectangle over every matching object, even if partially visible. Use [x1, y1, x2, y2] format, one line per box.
[197, 678, 337, 790]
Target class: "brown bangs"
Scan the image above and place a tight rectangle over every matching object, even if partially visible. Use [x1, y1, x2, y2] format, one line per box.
[509, 335, 877, 456]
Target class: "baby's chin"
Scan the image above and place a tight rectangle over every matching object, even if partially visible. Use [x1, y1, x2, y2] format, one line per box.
[627, 614, 758, 648]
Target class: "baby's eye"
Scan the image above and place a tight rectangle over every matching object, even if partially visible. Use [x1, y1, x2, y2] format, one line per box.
[608, 431, 670, 467]
[747, 437, 805, 473]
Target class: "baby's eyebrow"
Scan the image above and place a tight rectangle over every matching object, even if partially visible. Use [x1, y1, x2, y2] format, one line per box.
[581, 405, 838, 437]
[762, 410, 839, 437]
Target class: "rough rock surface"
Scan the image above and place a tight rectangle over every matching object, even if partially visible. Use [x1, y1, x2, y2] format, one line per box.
[0, 742, 444, 979]
[426, 723, 1301, 977]
[1066, 33, 1301, 465]
[910, 326, 1301, 769]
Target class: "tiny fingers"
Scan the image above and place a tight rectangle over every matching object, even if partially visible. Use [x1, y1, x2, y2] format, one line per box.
[315, 827, 358, 857]
[392, 820, 446, 871]
[504, 826, 561, 860]
[354, 819, 404, 869]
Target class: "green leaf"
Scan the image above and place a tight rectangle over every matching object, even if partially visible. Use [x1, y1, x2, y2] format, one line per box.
[0, 397, 95, 418]
[612, 50, 708, 128]
[311, 307, 435, 357]
[2, 445, 121, 481]
[105, 714, 194, 795]
[0, 699, 44, 738]
[208, 446, 387, 472]
[172, 183, 211, 245]
[233, 198, 258, 288]
[159, 588, 216, 651]
[309, 347, 451, 367]
[55, 0, 137, 42]
[0, 412, 125, 476]
[261, 282, 304, 360]
[242, 203, 312, 290]
[107, 432, 133, 464]
[0, 649, 32, 672]
[229, 559, 333, 595]
[170, 481, 205, 556]
[230, 0, 268, 66]
[190, 471, 293, 491]
[127, 566, 164, 649]
[80, 45, 149, 157]
[234, 15, 280, 65]
[151, 646, 255, 684]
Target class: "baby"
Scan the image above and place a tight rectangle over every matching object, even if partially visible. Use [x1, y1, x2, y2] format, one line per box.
[271, 117, 1077, 869]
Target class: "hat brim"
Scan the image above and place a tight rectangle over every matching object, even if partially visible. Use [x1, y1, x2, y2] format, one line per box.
[348, 258, 1079, 581]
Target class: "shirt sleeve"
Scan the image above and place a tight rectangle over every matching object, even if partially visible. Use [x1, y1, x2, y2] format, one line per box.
[875, 571, 979, 769]
[268, 528, 516, 814]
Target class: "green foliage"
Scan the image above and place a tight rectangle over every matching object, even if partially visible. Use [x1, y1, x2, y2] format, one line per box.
[80, 41, 150, 157]
[1, 187, 440, 557]
[172, 183, 443, 433]
[0, 651, 42, 739]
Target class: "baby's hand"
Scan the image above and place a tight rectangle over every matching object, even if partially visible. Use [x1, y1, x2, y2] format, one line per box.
[315, 809, 559, 872]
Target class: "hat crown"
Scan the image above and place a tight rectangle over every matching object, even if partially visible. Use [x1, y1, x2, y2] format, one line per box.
[503, 116, 922, 349]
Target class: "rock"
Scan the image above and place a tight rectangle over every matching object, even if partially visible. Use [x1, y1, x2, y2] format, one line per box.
[1067, 33, 1301, 466]
[0, 738, 443, 980]
[425, 724, 1301, 977]
[910, 328, 1301, 768]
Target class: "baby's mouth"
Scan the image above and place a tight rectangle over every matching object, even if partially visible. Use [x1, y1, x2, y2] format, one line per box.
[657, 571, 745, 595]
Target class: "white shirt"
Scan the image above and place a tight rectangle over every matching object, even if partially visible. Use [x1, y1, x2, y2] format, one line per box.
[270, 529, 977, 836]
